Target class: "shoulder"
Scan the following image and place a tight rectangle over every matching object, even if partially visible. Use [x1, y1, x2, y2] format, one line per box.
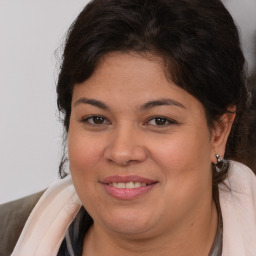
[228, 160, 256, 178]
[0, 190, 45, 256]
[219, 160, 256, 202]
[219, 161, 256, 254]
[223, 160, 256, 195]
[11, 177, 82, 256]
[0, 177, 75, 256]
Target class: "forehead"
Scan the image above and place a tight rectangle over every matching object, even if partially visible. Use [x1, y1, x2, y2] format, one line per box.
[73, 52, 169, 96]
[86, 52, 166, 89]
[72, 52, 204, 114]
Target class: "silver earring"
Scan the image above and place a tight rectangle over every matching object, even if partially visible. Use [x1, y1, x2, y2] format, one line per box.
[216, 154, 222, 164]
[215, 154, 227, 173]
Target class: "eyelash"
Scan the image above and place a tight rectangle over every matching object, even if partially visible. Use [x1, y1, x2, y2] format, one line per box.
[145, 116, 177, 127]
[81, 115, 177, 127]
[81, 115, 110, 126]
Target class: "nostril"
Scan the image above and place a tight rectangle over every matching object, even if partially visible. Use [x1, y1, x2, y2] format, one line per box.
[103, 137, 147, 165]
[106, 157, 138, 167]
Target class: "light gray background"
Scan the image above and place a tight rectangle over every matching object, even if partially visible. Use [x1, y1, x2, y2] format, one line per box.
[0, 0, 255, 204]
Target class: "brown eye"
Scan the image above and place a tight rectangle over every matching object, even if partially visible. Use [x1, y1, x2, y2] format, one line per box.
[154, 118, 168, 125]
[147, 117, 176, 126]
[83, 116, 109, 125]
[92, 116, 105, 124]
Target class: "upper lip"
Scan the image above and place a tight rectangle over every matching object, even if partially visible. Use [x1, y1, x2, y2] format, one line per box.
[101, 175, 158, 184]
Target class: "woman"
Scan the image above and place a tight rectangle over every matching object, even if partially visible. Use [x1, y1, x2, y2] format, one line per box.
[7, 0, 256, 255]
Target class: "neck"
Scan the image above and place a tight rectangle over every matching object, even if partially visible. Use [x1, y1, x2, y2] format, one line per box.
[82, 199, 218, 256]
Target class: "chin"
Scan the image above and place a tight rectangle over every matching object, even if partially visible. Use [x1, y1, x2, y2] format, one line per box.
[99, 208, 158, 236]
[108, 220, 153, 236]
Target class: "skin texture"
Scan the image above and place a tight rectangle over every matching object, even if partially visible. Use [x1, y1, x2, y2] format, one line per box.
[68, 52, 235, 256]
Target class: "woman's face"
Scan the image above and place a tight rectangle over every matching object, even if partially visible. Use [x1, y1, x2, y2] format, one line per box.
[68, 52, 221, 238]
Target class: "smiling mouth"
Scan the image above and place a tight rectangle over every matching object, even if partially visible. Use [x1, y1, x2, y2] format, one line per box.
[101, 176, 158, 200]
[107, 182, 149, 189]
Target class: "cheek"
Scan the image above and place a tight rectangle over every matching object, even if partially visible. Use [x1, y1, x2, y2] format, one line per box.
[67, 132, 104, 207]
[151, 131, 211, 170]
[150, 131, 213, 211]
[149, 128, 213, 197]
[68, 131, 104, 178]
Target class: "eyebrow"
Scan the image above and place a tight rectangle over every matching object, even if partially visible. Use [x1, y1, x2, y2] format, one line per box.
[139, 98, 186, 111]
[74, 98, 109, 110]
[74, 97, 185, 111]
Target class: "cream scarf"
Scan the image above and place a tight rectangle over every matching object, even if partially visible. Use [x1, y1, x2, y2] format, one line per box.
[12, 161, 256, 256]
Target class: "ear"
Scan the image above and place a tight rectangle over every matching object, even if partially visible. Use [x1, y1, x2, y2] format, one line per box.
[210, 106, 236, 164]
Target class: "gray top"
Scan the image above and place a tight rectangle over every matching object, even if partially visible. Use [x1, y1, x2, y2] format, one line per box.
[209, 198, 223, 256]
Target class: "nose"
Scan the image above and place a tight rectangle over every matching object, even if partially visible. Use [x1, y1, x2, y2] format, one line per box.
[104, 125, 147, 166]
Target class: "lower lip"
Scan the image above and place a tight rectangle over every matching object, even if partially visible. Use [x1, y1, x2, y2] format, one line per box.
[102, 183, 157, 200]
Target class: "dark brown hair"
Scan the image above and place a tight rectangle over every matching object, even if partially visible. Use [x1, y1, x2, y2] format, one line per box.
[57, 0, 250, 186]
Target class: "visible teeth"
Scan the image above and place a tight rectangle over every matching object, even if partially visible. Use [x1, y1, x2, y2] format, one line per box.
[134, 182, 141, 188]
[111, 182, 147, 188]
[113, 183, 125, 188]
[126, 182, 135, 189]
